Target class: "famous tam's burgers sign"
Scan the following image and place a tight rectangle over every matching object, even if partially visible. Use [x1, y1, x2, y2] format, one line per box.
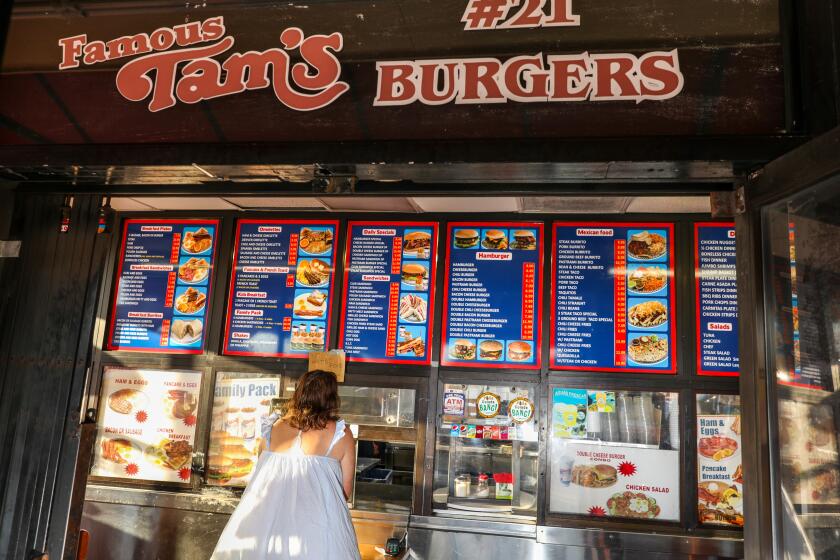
[57, 1, 685, 113]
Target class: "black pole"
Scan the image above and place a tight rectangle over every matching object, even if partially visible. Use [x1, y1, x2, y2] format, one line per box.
[0, 0, 12, 67]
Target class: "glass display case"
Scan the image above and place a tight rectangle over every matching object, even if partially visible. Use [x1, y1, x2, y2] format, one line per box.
[432, 383, 539, 520]
[278, 382, 417, 514]
[549, 388, 680, 522]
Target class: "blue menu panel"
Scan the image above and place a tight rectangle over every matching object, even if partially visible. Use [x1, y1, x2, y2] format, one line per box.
[107, 219, 218, 353]
[441, 222, 543, 369]
[551, 223, 677, 374]
[695, 223, 739, 376]
[339, 222, 438, 364]
[224, 220, 338, 358]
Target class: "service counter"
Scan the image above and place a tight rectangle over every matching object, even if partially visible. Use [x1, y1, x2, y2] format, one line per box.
[78, 209, 744, 559]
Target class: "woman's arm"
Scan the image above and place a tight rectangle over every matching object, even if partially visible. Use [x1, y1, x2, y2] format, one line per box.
[338, 426, 357, 501]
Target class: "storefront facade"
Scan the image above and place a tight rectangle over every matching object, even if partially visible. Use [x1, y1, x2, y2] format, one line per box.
[0, 1, 839, 560]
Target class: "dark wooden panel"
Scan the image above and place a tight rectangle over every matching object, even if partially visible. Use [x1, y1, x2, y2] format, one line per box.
[0, 1, 785, 147]
[0, 193, 109, 560]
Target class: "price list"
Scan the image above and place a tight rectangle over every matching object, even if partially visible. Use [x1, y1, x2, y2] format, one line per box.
[224, 220, 338, 358]
[442, 222, 543, 369]
[340, 222, 437, 364]
[695, 223, 739, 376]
[552, 223, 676, 373]
[107, 219, 218, 354]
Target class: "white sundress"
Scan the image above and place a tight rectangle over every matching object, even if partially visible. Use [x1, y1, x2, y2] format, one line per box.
[210, 416, 361, 560]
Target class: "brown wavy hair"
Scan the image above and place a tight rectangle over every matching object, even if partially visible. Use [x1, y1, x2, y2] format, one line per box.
[283, 370, 340, 431]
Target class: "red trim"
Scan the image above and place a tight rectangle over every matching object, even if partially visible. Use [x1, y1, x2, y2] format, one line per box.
[222, 219, 340, 358]
[440, 221, 543, 370]
[694, 222, 739, 377]
[338, 221, 438, 365]
[549, 222, 677, 374]
[106, 218, 219, 355]
[778, 379, 828, 391]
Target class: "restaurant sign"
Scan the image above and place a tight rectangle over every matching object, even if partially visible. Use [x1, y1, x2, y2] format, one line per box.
[56, 1, 684, 113]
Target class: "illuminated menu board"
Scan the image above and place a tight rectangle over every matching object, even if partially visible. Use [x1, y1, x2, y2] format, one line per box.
[223, 220, 339, 358]
[695, 223, 739, 376]
[107, 219, 218, 354]
[441, 222, 543, 369]
[551, 222, 677, 373]
[339, 222, 438, 364]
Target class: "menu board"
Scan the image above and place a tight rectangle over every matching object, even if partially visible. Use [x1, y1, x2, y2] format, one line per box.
[551, 223, 676, 373]
[107, 219, 218, 353]
[339, 222, 438, 364]
[208, 374, 280, 487]
[695, 223, 739, 376]
[91, 367, 201, 483]
[223, 220, 338, 357]
[697, 414, 744, 526]
[441, 222, 543, 369]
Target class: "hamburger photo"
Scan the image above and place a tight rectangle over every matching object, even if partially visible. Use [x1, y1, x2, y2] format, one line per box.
[404, 231, 431, 257]
[511, 230, 537, 250]
[401, 263, 428, 288]
[208, 443, 254, 483]
[572, 464, 618, 488]
[482, 229, 508, 250]
[450, 339, 476, 360]
[479, 340, 504, 360]
[454, 229, 479, 249]
[507, 341, 532, 362]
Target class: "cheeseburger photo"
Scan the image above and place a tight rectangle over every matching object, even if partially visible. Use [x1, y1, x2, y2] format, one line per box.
[401, 263, 428, 286]
[482, 229, 508, 250]
[454, 229, 479, 248]
[403, 231, 431, 256]
[479, 340, 504, 360]
[450, 339, 476, 360]
[512, 230, 537, 250]
[208, 432, 255, 484]
[507, 341, 532, 361]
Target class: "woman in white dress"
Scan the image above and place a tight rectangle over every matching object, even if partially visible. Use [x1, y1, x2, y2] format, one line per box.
[211, 370, 361, 560]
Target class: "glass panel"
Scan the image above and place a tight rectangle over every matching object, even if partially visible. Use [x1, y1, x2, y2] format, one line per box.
[207, 372, 281, 487]
[433, 383, 539, 520]
[696, 394, 743, 527]
[354, 440, 415, 514]
[278, 382, 416, 428]
[548, 388, 680, 522]
[764, 178, 840, 557]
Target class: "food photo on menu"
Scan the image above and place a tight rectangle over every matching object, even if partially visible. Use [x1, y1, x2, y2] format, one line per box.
[92, 368, 201, 484]
[401, 263, 429, 291]
[299, 226, 334, 256]
[403, 229, 432, 259]
[182, 226, 214, 255]
[396, 325, 426, 357]
[178, 257, 211, 285]
[296, 258, 331, 287]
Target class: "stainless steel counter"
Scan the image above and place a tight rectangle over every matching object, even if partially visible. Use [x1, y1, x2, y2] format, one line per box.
[407, 515, 744, 560]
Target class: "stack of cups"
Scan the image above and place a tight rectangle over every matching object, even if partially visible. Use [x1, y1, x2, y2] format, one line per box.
[636, 395, 656, 445]
[617, 394, 635, 443]
[668, 396, 680, 449]
[601, 408, 620, 443]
